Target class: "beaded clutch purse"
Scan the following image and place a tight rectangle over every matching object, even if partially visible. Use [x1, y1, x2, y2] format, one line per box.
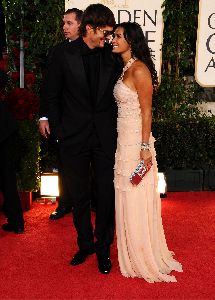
[129, 160, 152, 186]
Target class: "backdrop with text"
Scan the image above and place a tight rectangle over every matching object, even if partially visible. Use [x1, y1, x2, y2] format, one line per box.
[65, 0, 164, 81]
[195, 0, 215, 87]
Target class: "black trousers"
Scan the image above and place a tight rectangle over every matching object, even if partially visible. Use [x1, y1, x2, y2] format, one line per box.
[0, 135, 24, 227]
[57, 152, 72, 210]
[57, 150, 96, 211]
[58, 132, 115, 256]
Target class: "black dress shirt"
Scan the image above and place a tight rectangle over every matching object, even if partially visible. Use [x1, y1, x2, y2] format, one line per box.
[82, 44, 101, 107]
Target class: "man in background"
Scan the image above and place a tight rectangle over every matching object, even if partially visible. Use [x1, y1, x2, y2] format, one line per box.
[0, 70, 24, 234]
[39, 8, 83, 220]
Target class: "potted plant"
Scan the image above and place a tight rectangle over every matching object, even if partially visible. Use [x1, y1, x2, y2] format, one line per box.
[5, 81, 40, 210]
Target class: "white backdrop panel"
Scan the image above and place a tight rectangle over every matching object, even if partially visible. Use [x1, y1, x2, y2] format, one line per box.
[195, 0, 215, 87]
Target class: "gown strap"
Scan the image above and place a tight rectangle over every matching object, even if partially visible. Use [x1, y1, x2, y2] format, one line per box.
[120, 57, 137, 80]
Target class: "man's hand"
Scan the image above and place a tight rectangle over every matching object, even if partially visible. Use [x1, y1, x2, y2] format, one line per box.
[39, 120, 50, 138]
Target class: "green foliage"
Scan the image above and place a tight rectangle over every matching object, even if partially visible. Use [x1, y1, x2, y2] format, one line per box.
[16, 119, 40, 191]
[153, 116, 215, 170]
[150, 0, 215, 172]
[3, 0, 64, 72]
[39, 138, 58, 172]
[2, 0, 65, 189]
[154, 0, 202, 122]
[162, 0, 199, 77]
[153, 74, 203, 120]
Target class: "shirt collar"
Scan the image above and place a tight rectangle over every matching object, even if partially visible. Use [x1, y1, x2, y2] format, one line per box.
[81, 39, 101, 55]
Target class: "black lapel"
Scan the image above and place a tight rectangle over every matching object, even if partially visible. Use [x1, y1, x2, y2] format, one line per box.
[64, 39, 91, 107]
[67, 53, 89, 94]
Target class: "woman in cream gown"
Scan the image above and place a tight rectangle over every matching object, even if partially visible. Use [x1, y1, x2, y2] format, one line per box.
[112, 22, 182, 282]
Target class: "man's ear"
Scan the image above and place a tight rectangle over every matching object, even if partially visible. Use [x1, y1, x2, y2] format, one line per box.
[86, 24, 93, 33]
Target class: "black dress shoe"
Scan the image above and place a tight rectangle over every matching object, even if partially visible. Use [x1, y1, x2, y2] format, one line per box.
[97, 255, 112, 274]
[2, 223, 24, 234]
[70, 248, 95, 266]
[49, 207, 72, 220]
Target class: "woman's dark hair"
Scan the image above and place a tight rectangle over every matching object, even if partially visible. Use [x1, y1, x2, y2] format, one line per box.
[115, 22, 158, 89]
[80, 4, 115, 37]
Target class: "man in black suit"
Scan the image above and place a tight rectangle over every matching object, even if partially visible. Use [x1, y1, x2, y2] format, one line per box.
[39, 8, 83, 220]
[0, 70, 24, 233]
[45, 4, 119, 274]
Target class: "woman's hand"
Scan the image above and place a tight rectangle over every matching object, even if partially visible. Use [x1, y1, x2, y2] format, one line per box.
[140, 149, 152, 167]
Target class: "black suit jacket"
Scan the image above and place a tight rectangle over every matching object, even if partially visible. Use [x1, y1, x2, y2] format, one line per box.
[39, 39, 69, 117]
[45, 37, 120, 158]
[0, 101, 17, 144]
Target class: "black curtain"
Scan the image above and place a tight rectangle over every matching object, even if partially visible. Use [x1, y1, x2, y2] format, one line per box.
[0, 0, 6, 58]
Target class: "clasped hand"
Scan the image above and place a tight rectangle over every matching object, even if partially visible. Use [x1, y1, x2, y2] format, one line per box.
[140, 150, 152, 167]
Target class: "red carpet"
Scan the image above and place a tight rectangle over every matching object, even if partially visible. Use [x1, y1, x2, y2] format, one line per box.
[0, 192, 214, 299]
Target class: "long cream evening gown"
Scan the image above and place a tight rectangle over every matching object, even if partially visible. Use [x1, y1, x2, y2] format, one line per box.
[113, 58, 182, 282]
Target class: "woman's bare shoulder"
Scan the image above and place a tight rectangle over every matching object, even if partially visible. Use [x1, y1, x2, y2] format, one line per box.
[132, 60, 151, 81]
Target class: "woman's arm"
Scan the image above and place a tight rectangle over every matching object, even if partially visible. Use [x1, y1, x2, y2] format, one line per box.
[133, 63, 153, 164]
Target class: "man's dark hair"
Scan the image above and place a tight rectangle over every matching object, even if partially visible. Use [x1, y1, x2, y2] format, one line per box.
[65, 8, 83, 23]
[80, 4, 115, 36]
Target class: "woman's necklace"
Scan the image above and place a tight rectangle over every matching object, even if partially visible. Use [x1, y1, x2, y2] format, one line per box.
[120, 57, 137, 80]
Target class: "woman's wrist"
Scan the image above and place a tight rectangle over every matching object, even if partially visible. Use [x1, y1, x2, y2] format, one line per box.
[140, 142, 150, 151]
